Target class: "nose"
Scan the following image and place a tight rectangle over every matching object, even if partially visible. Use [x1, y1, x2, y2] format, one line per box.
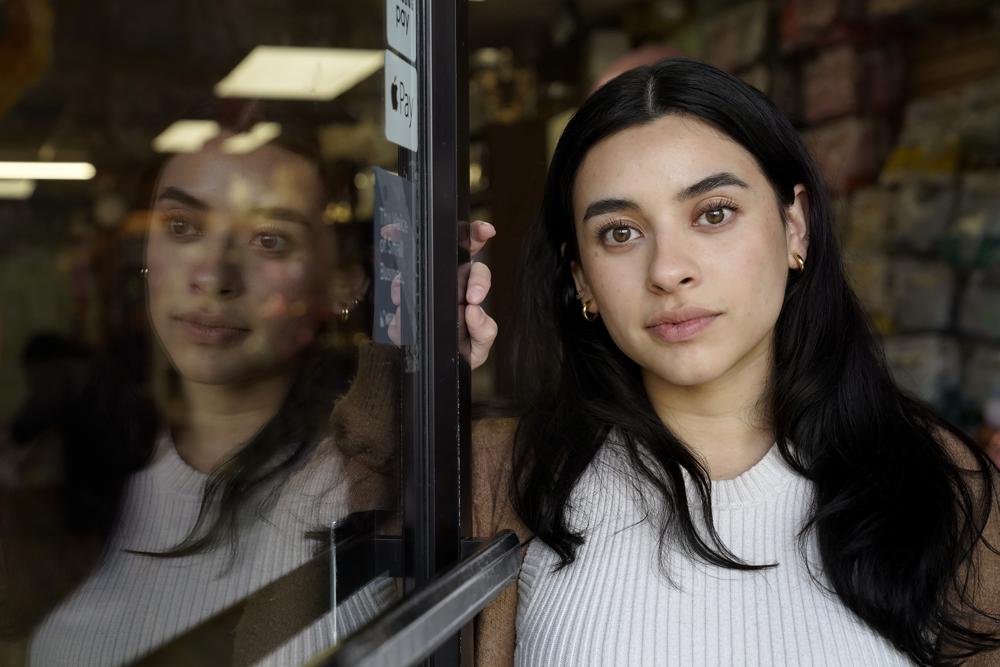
[189, 234, 243, 299]
[646, 236, 700, 294]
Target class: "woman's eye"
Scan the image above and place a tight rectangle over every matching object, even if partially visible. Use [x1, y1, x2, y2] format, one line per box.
[602, 225, 639, 245]
[166, 218, 198, 238]
[252, 232, 289, 252]
[697, 206, 735, 227]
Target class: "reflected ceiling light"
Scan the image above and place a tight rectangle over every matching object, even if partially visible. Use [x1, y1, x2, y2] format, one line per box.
[215, 46, 384, 101]
[222, 122, 282, 154]
[152, 120, 221, 153]
[0, 180, 36, 199]
[0, 162, 95, 180]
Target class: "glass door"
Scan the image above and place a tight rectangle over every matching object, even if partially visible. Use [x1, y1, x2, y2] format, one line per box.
[0, 1, 516, 665]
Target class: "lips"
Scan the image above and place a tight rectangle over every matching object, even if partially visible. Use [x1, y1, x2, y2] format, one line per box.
[173, 312, 250, 345]
[646, 306, 721, 343]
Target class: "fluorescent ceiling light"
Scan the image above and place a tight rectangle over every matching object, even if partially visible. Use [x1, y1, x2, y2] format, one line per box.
[222, 122, 282, 154]
[152, 120, 221, 153]
[215, 46, 384, 101]
[0, 180, 36, 199]
[0, 162, 95, 180]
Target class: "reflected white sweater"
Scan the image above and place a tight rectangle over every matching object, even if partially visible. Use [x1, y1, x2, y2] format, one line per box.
[29, 435, 395, 667]
[515, 444, 915, 666]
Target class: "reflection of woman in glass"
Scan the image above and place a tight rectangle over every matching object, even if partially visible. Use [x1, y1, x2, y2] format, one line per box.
[472, 59, 999, 665]
[28, 105, 497, 666]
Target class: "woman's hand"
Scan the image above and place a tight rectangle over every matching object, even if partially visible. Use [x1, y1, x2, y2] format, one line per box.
[464, 221, 497, 370]
[387, 221, 498, 370]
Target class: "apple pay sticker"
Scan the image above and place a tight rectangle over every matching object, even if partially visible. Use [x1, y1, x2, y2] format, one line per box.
[384, 50, 417, 152]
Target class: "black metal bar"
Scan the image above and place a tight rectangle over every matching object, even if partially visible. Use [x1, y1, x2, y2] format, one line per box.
[400, 1, 470, 666]
[318, 531, 519, 667]
[333, 511, 405, 603]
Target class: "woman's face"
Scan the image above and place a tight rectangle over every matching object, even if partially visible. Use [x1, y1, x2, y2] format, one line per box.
[570, 114, 808, 394]
[146, 138, 333, 386]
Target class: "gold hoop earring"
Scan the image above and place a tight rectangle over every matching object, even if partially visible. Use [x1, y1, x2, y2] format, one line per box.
[582, 299, 598, 322]
[794, 253, 805, 272]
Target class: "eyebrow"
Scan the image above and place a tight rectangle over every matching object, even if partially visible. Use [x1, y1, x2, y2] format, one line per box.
[581, 197, 639, 223]
[156, 186, 207, 210]
[155, 187, 311, 226]
[674, 172, 749, 202]
[580, 172, 751, 223]
[250, 206, 312, 227]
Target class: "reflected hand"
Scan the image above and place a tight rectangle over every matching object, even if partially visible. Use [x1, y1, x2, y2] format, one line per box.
[388, 271, 402, 347]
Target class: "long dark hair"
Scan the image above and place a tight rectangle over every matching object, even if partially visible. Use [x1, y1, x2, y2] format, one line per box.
[509, 57, 999, 665]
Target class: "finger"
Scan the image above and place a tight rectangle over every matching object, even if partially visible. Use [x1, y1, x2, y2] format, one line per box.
[465, 261, 492, 305]
[466, 304, 498, 370]
[380, 223, 403, 243]
[468, 220, 496, 257]
[388, 307, 401, 346]
[390, 273, 402, 307]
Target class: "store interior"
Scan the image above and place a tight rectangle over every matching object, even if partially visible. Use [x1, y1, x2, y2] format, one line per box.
[465, 0, 1000, 451]
[0, 0, 999, 661]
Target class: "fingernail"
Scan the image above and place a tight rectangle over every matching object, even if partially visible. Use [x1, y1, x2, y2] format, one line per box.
[468, 286, 485, 302]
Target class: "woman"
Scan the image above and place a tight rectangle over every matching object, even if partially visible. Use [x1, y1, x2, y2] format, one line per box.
[25, 104, 498, 666]
[471, 58, 1000, 666]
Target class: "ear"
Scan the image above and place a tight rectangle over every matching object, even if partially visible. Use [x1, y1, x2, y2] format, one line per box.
[570, 259, 594, 306]
[327, 263, 370, 313]
[563, 241, 588, 295]
[784, 184, 810, 269]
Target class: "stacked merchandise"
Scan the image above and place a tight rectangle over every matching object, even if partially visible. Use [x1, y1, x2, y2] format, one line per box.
[844, 82, 1000, 443]
[780, 0, 904, 193]
[776, 0, 999, 442]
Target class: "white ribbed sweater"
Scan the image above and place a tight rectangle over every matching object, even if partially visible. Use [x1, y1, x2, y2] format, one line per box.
[29, 435, 395, 667]
[515, 444, 915, 666]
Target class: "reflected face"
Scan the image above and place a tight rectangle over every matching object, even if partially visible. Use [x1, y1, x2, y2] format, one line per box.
[146, 139, 332, 386]
[571, 114, 806, 392]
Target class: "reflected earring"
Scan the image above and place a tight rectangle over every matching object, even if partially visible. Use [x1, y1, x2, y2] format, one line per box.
[793, 253, 805, 272]
[340, 297, 361, 322]
[139, 267, 149, 278]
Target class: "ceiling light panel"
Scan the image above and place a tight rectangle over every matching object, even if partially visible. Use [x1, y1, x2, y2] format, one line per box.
[222, 122, 282, 154]
[0, 180, 36, 199]
[0, 162, 95, 180]
[215, 47, 384, 101]
[152, 120, 221, 153]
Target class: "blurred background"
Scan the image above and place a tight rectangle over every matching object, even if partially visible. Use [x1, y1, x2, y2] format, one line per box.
[464, 0, 1000, 454]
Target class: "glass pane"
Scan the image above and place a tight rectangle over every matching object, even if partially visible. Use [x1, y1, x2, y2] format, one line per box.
[0, 3, 406, 665]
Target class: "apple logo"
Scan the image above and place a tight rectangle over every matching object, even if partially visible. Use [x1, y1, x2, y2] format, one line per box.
[391, 78, 399, 111]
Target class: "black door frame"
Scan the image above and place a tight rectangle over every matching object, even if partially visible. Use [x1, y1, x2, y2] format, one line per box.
[402, 1, 471, 664]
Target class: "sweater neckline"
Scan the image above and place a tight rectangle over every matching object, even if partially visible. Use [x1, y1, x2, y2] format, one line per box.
[705, 444, 799, 509]
[152, 432, 209, 497]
